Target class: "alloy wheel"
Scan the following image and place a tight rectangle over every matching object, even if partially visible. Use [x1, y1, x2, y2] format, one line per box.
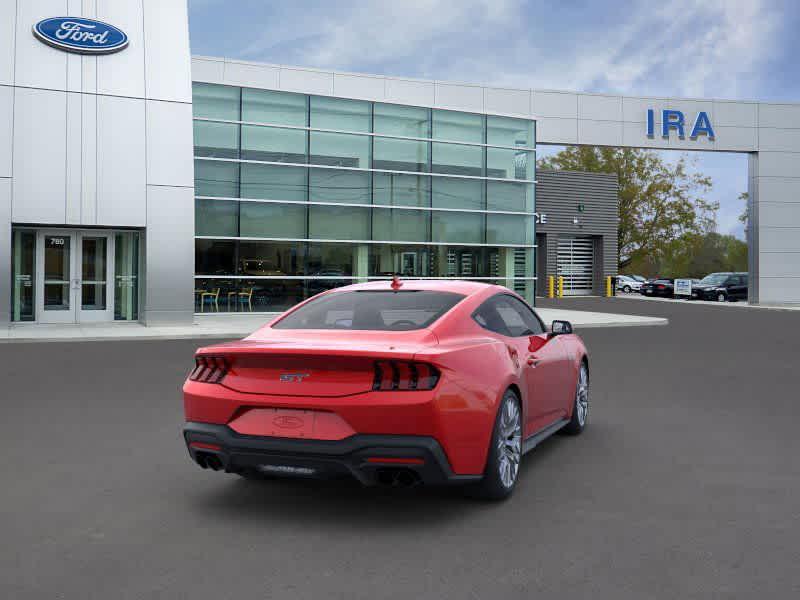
[497, 397, 522, 488]
[576, 365, 589, 426]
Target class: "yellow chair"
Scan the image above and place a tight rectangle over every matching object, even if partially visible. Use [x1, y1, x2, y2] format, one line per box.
[200, 288, 220, 312]
[237, 287, 254, 312]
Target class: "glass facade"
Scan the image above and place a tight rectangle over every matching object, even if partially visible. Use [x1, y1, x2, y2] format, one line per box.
[192, 82, 536, 311]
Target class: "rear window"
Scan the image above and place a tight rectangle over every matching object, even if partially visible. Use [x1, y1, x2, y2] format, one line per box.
[272, 290, 465, 331]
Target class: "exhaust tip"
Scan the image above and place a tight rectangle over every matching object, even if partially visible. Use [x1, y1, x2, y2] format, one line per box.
[375, 468, 421, 487]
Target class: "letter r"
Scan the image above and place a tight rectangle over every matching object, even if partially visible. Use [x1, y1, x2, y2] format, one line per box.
[662, 110, 685, 138]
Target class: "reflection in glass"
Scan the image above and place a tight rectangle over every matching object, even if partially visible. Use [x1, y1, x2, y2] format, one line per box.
[431, 177, 483, 210]
[310, 132, 369, 168]
[238, 241, 305, 277]
[487, 180, 532, 212]
[192, 83, 240, 121]
[311, 96, 370, 131]
[309, 206, 369, 240]
[44, 235, 71, 311]
[432, 110, 484, 143]
[195, 240, 236, 275]
[373, 173, 430, 207]
[241, 125, 306, 163]
[196, 199, 238, 237]
[239, 202, 306, 239]
[486, 148, 532, 180]
[11, 230, 35, 321]
[241, 163, 307, 201]
[487, 214, 530, 245]
[309, 169, 370, 204]
[242, 88, 307, 126]
[373, 137, 428, 172]
[432, 211, 484, 244]
[372, 208, 430, 242]
[114, 232, 139, 321]
[194, 160, 239, 198]
[81, 237, 107, 310]
[487, 116, 534, 148]
[431, 142, 483, 176]
[307, 243, 356, 276]
[193, 121, 239, 159]
[374, 103, 429, 137]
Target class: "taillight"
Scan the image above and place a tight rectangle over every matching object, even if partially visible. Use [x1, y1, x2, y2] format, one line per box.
[372, 361, 440, 391]
[657, 284, 665, 289]
[189, 355, 230, 383]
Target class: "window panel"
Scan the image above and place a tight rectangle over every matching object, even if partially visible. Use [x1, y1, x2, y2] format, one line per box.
[373, 137, 428, 172]
[194, 278, 238, 312]
[486, 148, 533, 179]
[309, 168, 370, 204]
[486, 116, 534, 148]
[372, 208, 430, 242]
[309, 205, 369, 239]
[431, 142, 483, 176]
[238, 241, 306, 276]
[242, 88, 307, 126]
[310, 131, 370, 168]
[307, 243, 358, 277]
[194, 160, 239, 198]
[432, 211, 484, 244]
[11, 230, 36, 322]
[241, 125, 306, 163]
[373, 173, 430, 207]
[487, 214, 531, 245]
[239, 202, 307, 238]
[192, 83, 240, 120]
[240, 163, 307, 201]
[193, 121, 239, 158]
[486, 181, 533, 212]
[196, 199, 238, 237]
[374, 103, 429, 137]
[432, 110, 484, 143]
[310, 96, 370, 131]
[431, 177, 484, 210]
[195, 240, 236, 275]
[368, 245, 433, 277]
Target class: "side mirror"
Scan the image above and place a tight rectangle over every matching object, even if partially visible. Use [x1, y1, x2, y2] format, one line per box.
[550, 320, 573, 336]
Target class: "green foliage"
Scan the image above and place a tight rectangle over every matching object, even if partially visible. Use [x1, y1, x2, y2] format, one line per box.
[538, 146, 718, 270]
[623, 232, 747, 278]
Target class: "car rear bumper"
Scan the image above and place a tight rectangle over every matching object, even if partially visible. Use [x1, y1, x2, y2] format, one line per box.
[183, 421, 482, 486]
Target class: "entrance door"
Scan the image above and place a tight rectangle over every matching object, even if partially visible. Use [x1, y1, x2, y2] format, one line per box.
[36, 231, 114, 323]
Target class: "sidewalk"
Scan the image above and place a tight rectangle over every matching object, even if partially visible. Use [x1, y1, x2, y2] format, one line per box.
[1, 307, 667, 343]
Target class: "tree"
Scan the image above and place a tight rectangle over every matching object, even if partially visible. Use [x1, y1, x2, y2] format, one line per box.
[538, 147, 718, 272]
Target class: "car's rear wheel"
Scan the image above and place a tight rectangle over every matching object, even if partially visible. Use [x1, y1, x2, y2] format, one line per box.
[623, 285, 632, 293]
[468, 389, 522, 500]
[562, 362, 589, 435]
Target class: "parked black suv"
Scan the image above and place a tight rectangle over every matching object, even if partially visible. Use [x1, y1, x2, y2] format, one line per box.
[691, 272, 748, 302]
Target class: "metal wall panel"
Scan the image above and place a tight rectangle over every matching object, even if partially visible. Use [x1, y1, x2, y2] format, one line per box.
[0, 1, 15, 86]
[96, 0, 146, 98]
[0, 178, 10, 325]
[146, 99, 194, 187]
[142, 0, 192, 103]
[0, 85, 12, 178]
[13, 0, 69, 91]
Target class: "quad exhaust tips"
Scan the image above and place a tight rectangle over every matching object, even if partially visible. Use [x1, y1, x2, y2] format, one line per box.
[196, 452, 224, 471]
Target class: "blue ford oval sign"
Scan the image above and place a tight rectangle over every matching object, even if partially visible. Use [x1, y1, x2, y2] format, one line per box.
[32, 17, 128, 55]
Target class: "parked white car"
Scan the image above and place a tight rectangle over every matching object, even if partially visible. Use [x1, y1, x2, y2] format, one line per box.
[616, 275, 643, 293]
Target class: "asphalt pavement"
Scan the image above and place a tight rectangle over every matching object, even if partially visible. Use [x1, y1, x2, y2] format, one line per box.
[1, 297, 799, 599]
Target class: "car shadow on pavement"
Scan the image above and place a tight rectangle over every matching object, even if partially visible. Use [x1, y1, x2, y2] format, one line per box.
[186, 434, 568, 530]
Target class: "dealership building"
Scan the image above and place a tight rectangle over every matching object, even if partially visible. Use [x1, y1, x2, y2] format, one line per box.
[2, 2, 800, 327]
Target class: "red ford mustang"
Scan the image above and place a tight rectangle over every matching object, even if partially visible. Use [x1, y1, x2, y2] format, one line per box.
[183, 279, 589, 499]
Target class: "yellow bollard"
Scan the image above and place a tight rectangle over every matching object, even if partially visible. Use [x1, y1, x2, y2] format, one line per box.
[557, 276, 564, 298]
[606, 276, 612, 297]
[548, 275, 554, 298]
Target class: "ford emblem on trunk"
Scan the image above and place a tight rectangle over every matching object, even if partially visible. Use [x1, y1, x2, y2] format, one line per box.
[33, 17, 129, 55]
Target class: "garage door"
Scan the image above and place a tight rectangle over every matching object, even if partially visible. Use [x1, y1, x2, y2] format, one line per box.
[557, 236, 594, 296]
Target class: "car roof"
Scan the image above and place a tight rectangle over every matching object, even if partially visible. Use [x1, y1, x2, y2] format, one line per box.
[329, 278, 502, 297]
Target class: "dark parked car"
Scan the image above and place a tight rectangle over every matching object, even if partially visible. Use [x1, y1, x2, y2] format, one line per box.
[691, 272, 748, 302]
[640, 279, 674, 298]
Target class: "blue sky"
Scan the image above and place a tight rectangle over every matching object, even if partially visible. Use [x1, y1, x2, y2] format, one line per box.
[188, 0, 800, 239]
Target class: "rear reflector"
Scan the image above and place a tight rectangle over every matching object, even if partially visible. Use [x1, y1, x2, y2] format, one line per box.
[366, 457, 425, 465]
[189, 355, 230, 383]
[189, 441, 222, 451]
[372, 361, 440, 391]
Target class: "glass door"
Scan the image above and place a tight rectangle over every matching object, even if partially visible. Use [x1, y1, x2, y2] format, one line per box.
[37, 231, 76, 323]
[78, 232, 114, 322]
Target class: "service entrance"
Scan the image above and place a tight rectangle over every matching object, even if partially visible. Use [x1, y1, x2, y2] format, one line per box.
[557, 236, 594, 296]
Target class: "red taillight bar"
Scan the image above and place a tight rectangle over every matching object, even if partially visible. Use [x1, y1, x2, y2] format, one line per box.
[372, 361, 440, 391]
[189, 355, 230, 383]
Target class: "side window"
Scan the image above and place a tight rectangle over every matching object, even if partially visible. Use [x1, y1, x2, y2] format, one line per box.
[473, 295, 545, 337]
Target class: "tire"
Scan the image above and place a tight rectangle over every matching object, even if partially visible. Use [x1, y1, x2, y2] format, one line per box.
[623, 285, 632, 293]
[717, 292, 727, 302]
[562, 362, 589, 436]
[467, 389, 522, 501]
